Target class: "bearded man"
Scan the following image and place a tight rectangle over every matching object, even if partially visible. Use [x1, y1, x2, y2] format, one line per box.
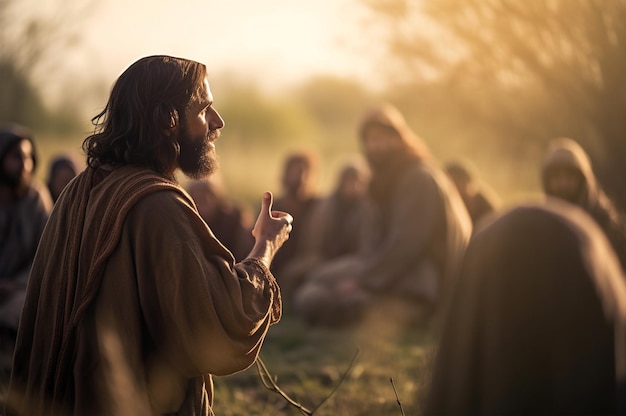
[6, 55, 293, 416]
[293, 103, 472, 328]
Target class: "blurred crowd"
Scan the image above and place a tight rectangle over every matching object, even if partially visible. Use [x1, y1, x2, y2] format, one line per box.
[3, 98, 626, 413]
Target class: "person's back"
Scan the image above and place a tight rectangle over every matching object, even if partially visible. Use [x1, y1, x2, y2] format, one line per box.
[424, 200, 626, 415]
[6, 55, 293, 416]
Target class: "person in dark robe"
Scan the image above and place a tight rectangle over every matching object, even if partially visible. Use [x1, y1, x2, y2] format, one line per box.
[6, 55, 293, 416]
[542, 137, 626, 271]
[270, 151, 323, 279]
[424, 200, 626, 415]
[186, 177, 254, 262]
[293, 103, 472, 328]
[45, 153, 80, 203]
[445, 158, 500, 228]
[0, 124, 52, 379]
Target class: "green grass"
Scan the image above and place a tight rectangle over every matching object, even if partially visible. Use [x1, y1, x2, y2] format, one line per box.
[0, 312, 435, 416]
[211, 310, 436, 416]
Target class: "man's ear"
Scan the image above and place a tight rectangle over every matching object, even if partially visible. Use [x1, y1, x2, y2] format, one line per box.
[164, 120, 179, 137]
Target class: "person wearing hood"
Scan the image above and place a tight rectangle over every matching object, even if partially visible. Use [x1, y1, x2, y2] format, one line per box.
[0, 124, 52, 332]
[424, 200, 626, 415]
[0, 124, 52, 382]
[293, 103, 472, 328]
[542, 137, 626, 270]
[45, 154, 80, 203]
[445, 158, 500, 228]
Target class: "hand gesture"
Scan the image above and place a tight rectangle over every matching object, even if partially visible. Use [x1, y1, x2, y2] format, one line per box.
[247, 192, 293, 266]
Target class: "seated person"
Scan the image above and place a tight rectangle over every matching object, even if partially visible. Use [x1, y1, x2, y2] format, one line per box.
[445, 158, 500, 227]
[293, 104, 472, 328]
[542, 137, 626, 270]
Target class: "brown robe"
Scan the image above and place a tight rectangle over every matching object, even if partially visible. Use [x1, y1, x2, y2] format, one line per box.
[424, 200, 626, 415]
[7, 165, 281, 415]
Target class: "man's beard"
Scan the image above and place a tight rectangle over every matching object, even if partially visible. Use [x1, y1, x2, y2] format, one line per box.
[0, 169, 29, 195]
[365, 148, 401, 173]
[178, 129, 220, 179]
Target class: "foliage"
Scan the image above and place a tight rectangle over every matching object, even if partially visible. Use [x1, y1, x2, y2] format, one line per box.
[361, 0, 626, 208]
[0, 0, 92, 131]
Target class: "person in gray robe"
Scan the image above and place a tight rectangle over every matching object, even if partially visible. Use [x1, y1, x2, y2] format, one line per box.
[293, 103, 472, 328]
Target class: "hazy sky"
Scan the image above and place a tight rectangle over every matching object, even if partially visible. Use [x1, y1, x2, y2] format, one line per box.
[66, 0, 381, 92]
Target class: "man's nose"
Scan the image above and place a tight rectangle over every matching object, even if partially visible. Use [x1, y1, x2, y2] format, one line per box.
[209, 108, 225, 130]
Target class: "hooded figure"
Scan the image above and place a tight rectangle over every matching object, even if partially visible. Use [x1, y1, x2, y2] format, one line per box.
[46, 154, 80, 203]
[542, 137, 626, 270]
[445, 158, 500, 228]
[424, 200, 626, 415]
[0, 124, 52, 384]
[0, 124, 52, 330]
[293, 103, 472, 327]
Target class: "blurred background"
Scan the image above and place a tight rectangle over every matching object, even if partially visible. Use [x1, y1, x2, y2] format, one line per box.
[3, 0, 626, 211]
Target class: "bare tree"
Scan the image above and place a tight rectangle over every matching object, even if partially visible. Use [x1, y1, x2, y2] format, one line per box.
[362, 0, 626, 208]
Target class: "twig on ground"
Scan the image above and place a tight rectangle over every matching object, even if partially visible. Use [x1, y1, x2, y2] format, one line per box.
[256, 347, 360, 415]
[256, 357, 312, 415]
[310, 347, 360, 414]
[390, 377, 406, 416]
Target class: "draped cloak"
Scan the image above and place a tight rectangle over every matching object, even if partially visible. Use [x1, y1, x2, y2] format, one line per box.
[424, 201, 626, 415]
[7, 165, 281, 415]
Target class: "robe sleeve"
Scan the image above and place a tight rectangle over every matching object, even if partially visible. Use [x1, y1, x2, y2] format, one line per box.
[358, 165, 444, 290]
[127, 191, 281, 377]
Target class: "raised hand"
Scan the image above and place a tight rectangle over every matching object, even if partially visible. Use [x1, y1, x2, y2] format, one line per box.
[247, 192, 293, 267]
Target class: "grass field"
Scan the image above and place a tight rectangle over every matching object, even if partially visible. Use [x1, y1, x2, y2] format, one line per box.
[0, 311, 435, 416]
[211, 308, 436, 416]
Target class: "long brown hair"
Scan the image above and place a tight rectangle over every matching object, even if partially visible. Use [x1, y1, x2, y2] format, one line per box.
[82, 55, 207, 177]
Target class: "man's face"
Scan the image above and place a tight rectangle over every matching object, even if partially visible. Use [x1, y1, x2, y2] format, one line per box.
[338, 170, 367, 200]
[1, 139, 34, 191]
[545, 166, 584, 203]
[362, 125, 403, 171]
[283, 161, 312, 195]
[178, 77, 225, 178]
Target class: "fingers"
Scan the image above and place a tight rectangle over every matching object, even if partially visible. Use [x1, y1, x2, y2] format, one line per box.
[261, 191, 273, 217]
[260, 191, 293, 225]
